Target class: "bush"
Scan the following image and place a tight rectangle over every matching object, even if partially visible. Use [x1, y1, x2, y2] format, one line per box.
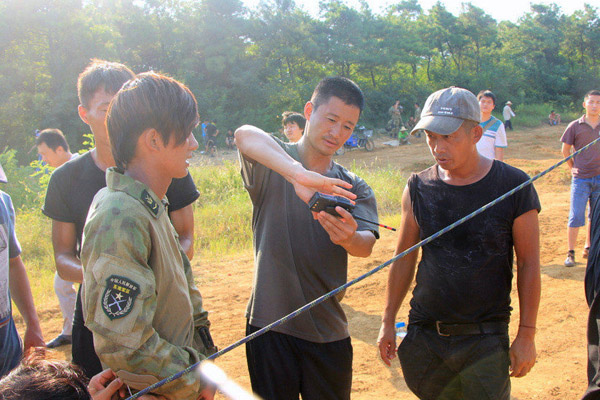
[0, 149, 49, 211]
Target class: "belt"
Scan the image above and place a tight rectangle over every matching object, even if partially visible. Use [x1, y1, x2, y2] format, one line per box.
[420, 321, 508, 336]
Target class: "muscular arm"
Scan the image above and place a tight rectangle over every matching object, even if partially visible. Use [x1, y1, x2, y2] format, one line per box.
[377, 186, 420, 366]
[509, 209, 541, 378]
[9, 255, 44, 350]
[562, 142, 574, 169]
[52, 220, 83, 283]
[170, 205, 195, 260]
[495, 147, 504, 161]
[235, 125, 356, 203]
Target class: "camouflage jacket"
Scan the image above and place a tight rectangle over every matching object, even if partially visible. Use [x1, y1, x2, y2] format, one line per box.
[81, 168, 211, 399]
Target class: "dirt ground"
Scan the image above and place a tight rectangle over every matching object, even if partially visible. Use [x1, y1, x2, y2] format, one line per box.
[18, 124, 591, 399]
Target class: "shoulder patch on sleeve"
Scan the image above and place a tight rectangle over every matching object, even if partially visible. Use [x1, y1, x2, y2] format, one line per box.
[102, 275, 141, 320]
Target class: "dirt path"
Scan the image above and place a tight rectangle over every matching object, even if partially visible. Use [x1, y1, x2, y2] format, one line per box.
[20, 124, 590, 399]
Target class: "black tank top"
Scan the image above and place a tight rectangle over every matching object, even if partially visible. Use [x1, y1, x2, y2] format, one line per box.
[407, 161, 540, 324]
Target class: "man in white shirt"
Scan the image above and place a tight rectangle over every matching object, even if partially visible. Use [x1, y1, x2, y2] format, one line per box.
[503, 101, 516, 131]
[477, 90, 508, 161]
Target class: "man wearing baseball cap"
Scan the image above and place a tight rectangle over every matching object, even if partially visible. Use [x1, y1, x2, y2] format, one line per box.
[377, 87, 541, 399]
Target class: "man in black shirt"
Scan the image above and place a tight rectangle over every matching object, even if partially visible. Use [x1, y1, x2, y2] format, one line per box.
[377, 87, 541, 400]
[42, 60, 199, 378]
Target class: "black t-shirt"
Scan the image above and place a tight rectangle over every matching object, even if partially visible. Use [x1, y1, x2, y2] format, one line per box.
[408, 160, 540, 325]
[42, 150, 199, 377]
[43, 151, 199, 254]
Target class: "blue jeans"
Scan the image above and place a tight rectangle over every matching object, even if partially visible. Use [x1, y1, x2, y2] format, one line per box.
[0, 315, 23, 377]
[569, 175, 600, 228]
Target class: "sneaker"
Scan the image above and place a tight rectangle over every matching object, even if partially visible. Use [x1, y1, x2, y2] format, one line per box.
[564, 250, 576, 267]
[46, 334, 72, 348]
[583, 247, 590, 259]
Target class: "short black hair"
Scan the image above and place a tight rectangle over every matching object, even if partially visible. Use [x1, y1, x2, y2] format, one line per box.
[477, 90, 496, 106]
[77, 59, 135, 109]
[106, 72, 199, 170]
[35, 129, 70, 152]
[281, 111, 306, 130]
[311, 76, 364, 113]
[585, 90, 600, 100]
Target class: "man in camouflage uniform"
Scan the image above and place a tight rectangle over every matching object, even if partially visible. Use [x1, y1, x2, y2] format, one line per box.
[389, 101, 404, 127]
[81, 72, 216, 399]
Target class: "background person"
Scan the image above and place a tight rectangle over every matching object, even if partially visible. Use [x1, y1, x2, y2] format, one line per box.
[476, 90, 508, 161]
[387, 100, 404, 138]
[560, 90, 600, 267]
[225, 128, 236, 150]
[281, 111, 306, 143]
[205, 122, 219, 156]
[503, 101, 516, 130]
[35, 129, 76, 169]
[35, 129, 78, 349]
[549, 110, 562, 125]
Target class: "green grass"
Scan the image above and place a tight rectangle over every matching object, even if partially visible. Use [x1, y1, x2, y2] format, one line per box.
[14, 209, 56, 306]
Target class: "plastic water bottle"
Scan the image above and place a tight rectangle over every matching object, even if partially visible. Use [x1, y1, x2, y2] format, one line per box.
[395, 321, 407, 339]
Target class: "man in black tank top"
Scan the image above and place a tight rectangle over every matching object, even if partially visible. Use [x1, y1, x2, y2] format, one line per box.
[377, 87, 541, 400]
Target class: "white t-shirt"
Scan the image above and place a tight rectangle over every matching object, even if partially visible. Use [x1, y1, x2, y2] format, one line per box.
[503, 105, 515, 121]
[477, 116, 508, 160]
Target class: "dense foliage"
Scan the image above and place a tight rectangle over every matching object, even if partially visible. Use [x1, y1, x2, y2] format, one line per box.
[1, 0, 599, 163]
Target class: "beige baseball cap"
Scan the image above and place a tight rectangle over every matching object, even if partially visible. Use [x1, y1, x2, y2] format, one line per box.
[410, 87, 481, 136]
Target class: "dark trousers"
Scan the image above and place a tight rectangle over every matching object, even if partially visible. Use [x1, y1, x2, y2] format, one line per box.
[72, 287, 102, 379]
[245, 323, 352, 400]
[504, 120, 513, 131]
[398, 325, 510, 400]
[584, 293, 600, 399]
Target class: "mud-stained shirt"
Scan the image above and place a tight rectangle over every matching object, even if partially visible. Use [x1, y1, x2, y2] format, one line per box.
[407, 161, 540, 325]
[81, 168, 210, 399]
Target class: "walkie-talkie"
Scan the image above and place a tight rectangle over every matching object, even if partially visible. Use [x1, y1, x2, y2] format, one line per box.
[308, 192, 396, 231]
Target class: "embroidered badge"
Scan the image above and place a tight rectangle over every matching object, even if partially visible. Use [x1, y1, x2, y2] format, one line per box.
[102, 275, 140, 320]
[141, 189, 159, 216]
